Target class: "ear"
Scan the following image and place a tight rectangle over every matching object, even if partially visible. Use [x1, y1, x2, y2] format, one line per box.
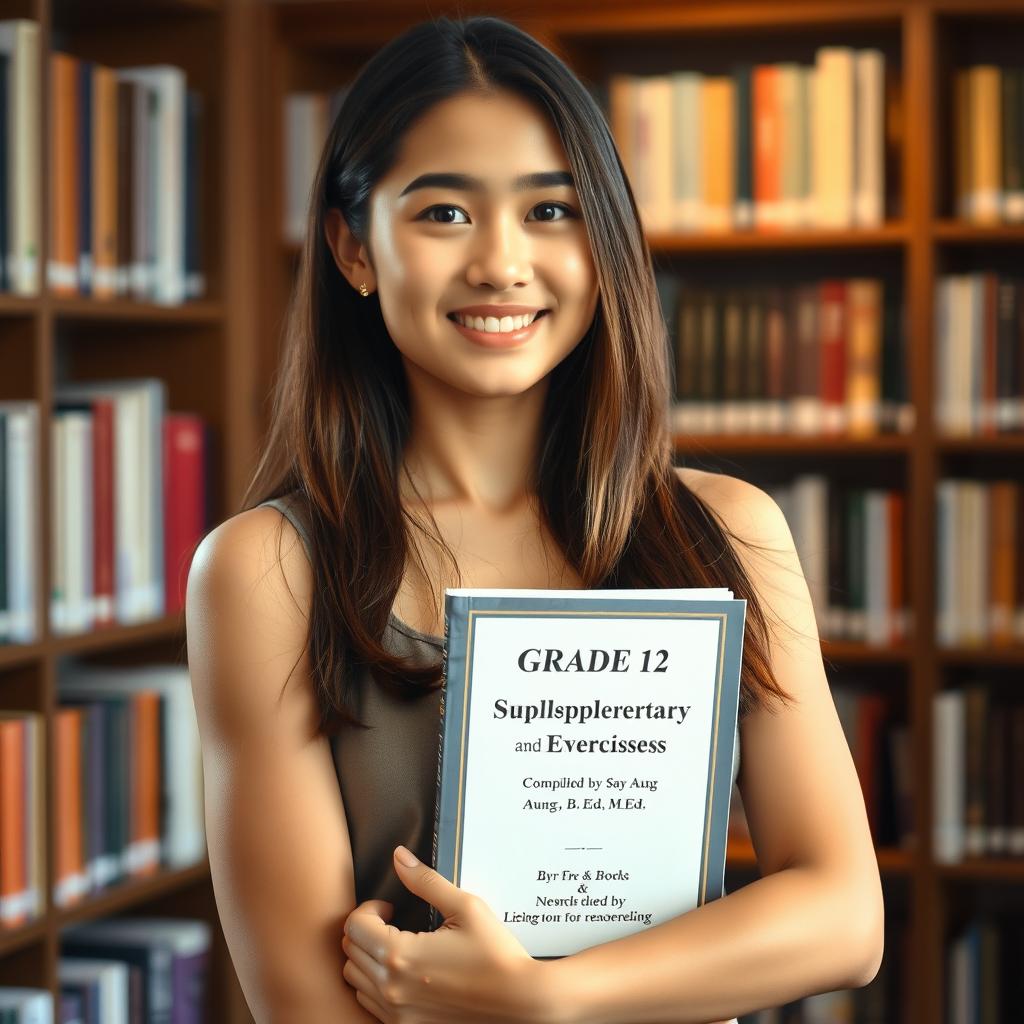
[324, 207, 376, 296]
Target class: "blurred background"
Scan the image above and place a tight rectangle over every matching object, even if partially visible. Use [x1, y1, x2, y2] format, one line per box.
[1, 0, 1022, 1021]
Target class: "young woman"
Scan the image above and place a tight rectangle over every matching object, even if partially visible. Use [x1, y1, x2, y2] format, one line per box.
[185, 15, 884, 1024]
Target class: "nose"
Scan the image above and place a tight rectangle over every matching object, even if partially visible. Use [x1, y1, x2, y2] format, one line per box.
[466, 211, 534, 291]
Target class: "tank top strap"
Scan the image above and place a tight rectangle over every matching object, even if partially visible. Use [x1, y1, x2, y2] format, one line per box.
[256, 492, 313, 560]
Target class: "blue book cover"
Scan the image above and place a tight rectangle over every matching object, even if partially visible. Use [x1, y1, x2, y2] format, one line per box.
[430, 587, 745, 958]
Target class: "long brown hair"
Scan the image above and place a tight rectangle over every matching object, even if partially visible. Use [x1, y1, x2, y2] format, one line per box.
[240, 14, 794, 734]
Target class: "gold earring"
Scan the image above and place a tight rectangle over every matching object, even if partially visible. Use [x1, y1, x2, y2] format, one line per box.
[358, 282, 369, 297]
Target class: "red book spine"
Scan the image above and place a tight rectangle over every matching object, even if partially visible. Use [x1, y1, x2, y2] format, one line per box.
[92, 398, 116, 627]
[818, 280, 847, 433]
[163, 414, 206, 614]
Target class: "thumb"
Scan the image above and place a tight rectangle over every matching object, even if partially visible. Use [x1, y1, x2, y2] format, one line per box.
[393, 845, 465, 919]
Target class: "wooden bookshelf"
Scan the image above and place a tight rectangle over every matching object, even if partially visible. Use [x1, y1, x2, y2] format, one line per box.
[249, 2, 1024, 1023]
[4, 0, 1024, 1021]
[0, 0, 255, 1019]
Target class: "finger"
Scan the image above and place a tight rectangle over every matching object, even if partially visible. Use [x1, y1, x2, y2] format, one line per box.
[355, 987, 391, 1023]
[345, 905, 395, 957]
[343, 957, 382, 1004]
[342, 934, 387, 985]
[359, 899, 394, 922]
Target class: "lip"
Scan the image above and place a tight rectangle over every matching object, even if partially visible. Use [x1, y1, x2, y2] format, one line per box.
[449, 304, 546, 318]
[448, 309, 548, 348]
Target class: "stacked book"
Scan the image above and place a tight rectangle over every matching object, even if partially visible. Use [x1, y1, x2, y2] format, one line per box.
[602, 47, 894, 233]
[769, 475, 908, 647]
[936, 479, 1024, 647]
[0, 19, 41, 295]
[59, 916, 211, 1023]
[934, 273, 1024, 436]
[54, 661, 204, 908]
[933, 685, 1024, 864]
[946, 914, 1024, 1022]
[662, 277, 911, 436]
[0, 401, 40, 645]
[51, 378, 208, 635]
[282, 84, 351, 244]
[0, 710, 44, 931]
[952, 64, 1024, 224]
[48, 55, 204, 304]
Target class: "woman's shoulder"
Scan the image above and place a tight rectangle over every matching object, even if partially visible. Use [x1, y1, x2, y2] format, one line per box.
[188, 504, 313, 628]
[674, 466, 791, 547]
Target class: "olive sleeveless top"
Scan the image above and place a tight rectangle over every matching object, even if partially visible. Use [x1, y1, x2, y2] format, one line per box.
[256, 491, 742, 936]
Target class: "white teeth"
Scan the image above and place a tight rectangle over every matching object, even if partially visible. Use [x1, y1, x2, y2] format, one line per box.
[453, 311, 540, 332]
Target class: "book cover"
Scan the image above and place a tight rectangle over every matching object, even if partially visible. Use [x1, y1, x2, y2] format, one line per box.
[430, 587, 744, 958]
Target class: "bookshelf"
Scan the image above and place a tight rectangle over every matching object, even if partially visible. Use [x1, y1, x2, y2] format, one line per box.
[253, 0, 1024, 1022]
[0, 0, 257, 1019]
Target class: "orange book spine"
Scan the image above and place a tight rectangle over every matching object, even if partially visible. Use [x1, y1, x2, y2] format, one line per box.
[54, 708, 85, 907]
[753, 64, 780, 231]
[0, 718, 27, 928]
[92, 64, 119, 299]
[133, 692, 161, 876]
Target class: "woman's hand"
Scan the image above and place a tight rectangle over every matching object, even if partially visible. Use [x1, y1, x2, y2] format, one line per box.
[341, 845, 554, 1023]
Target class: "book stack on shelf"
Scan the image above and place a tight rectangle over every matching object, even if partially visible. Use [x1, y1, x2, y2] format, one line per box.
[257, 4, 1024, 1023]
[50, 378, 209, 637]
[48, 54, 205, 305]
[934, 272, 1024, 436]
[935, 479, 1023, 647]
[664, 277, 913, 438]
[952, 63, 1024, 225]
[603, 46, 894, 235]
[0, 0, 252, 1020]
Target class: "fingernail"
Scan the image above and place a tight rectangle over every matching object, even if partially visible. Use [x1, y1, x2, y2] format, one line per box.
[395, 845, 419, 867]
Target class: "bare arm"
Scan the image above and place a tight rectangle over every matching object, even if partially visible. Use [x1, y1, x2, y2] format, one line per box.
[538, 471, 885, 1024]
[186, 508, 377, 1024]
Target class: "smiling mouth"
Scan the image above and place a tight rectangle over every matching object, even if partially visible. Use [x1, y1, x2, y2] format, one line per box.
[446, 309, 551, 330]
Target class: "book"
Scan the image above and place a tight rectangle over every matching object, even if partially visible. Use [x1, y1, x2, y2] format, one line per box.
[431, 587, 744, 958]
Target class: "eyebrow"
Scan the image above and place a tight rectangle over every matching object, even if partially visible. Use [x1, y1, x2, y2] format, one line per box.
[398, 170, 576, 197]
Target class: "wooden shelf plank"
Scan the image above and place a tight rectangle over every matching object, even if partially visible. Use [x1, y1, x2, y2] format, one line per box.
[47, 297, 224, 324]
[937, 434, 1024, 452]
[0, 919, 47, 959]
[0, 643, 45, 670]
[674, 432, 913, 454]
[937, 645, 1024, 666]
[55, 860, 211, 931]
[936, 859, 1024, 882]
[933, 219, 1024, 244]
[50, 613, 186, 657]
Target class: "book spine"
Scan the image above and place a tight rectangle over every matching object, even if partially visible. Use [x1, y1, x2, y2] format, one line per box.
[429, 593, 451, 931]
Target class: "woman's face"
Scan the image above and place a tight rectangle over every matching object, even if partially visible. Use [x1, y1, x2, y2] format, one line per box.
[334, 89, 600, 400]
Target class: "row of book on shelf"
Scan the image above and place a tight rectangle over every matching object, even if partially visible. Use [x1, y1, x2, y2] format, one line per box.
[935, 273, 1024, 437]
[283, 46, 893, 240]
[0, 380, 210, 645]
[0, 915, 211, 1023]
[936, 479, 1024, 648]
[953, 64, 1024, 225]
[658, 275, 912, 437]
[0, 19, 205, 303]
[729, 681, 911, 854]
[602, 48, 893, 234]
[946, 914, 1024, 1024]
[764, 475, 908, 647]
[0, 659, 203, 929]
[934, 684, 1024, 864]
